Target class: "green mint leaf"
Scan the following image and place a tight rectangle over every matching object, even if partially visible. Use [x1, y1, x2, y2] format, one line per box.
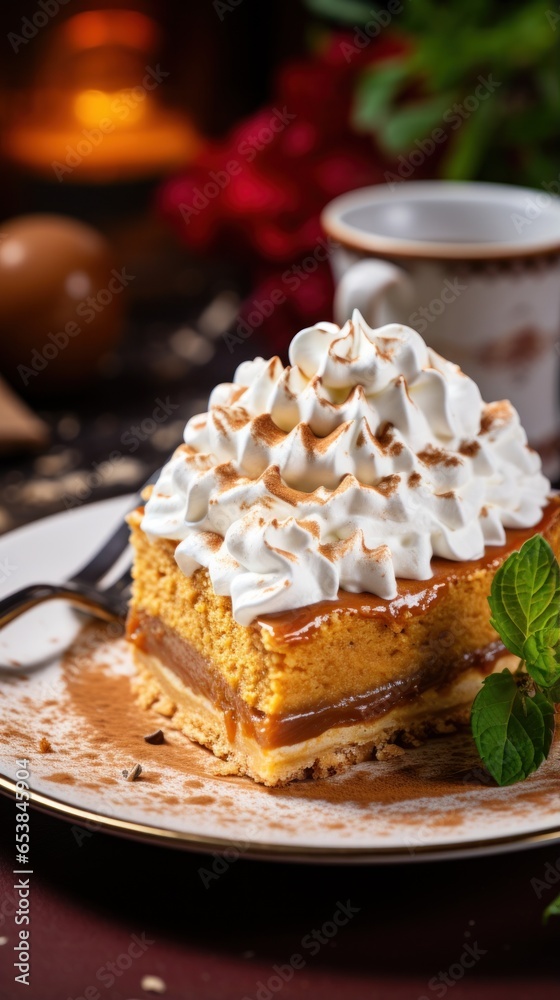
[523, 632, 560, 689]
[471, 670, 555, 786]
[488, 535, 560, 659]
[543, 893, 560, 924]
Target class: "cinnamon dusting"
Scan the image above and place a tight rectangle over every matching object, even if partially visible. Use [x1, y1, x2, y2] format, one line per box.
[213, 463, 241, 490]
[250, 413, 285, 447]
[376, 422, 395, 449]
[458, 440, 480, 458]
[298, 421, 351, 455]
[417, 445, 461, 468]
[480, 401, 513, 434]
[215, 406, 250, 432]
[297, 518, 320, 538]
[376, 421, 403, 457]
[375, 474, 401, 497]
[197, 531, 223, 552]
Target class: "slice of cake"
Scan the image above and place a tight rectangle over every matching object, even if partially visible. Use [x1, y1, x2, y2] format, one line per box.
[127, 310, 557, 786]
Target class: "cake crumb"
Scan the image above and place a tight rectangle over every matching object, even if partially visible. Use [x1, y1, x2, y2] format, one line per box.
[141, 974, 167, 994]
[39, 738, 53, 753]
[376, 743, 405, 761]
[398, 733, 423, 748]
[207, 757, 243, 777]
[154, 696, 176, 718]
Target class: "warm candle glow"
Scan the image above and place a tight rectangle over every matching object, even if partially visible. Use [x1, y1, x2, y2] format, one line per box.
[63, 9, 158, 52]
[73, 89, 146, 129]
[5, 9, 201, 182]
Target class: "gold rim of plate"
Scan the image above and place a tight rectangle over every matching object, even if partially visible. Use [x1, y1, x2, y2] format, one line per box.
[2, 773, 560, 863]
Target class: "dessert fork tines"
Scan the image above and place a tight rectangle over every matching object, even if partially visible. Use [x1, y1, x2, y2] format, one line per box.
[0, 471, 160, 630]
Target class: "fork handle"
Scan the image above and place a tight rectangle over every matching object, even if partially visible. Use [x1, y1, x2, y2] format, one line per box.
[0, 583, 124, 629]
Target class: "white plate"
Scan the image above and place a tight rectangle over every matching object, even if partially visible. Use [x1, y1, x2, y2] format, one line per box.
[1, 496, 560, 863]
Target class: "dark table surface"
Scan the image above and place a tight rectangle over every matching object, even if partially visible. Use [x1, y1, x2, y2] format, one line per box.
[1, 793, 560, 999]
[0, 287, 255, 537]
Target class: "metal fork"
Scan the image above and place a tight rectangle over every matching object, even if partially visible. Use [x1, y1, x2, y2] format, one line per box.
[0, 472, 160, 630]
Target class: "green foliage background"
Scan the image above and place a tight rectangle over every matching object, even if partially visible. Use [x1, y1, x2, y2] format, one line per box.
[305, 0, 560, 186]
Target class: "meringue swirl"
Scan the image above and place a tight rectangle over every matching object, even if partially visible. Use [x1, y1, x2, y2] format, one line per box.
[142, 310, 550, 625]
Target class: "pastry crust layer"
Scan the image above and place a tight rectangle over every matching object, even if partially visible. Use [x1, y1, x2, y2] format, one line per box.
[132, 646, 517, 786]
[127, 498, 560, 785]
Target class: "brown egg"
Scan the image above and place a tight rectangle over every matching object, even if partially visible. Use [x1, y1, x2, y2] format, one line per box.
[0, 214, 128, 392]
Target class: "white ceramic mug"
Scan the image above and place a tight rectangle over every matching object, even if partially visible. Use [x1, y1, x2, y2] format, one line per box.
[321, 181, 560, 478]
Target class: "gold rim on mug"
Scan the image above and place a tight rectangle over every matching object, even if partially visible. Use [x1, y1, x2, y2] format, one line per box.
[321, 182, 560, 262]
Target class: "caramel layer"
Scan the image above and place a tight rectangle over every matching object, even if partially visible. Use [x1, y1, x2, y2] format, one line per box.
[127, 611, 506, 750]
[257, 499, 560, 644]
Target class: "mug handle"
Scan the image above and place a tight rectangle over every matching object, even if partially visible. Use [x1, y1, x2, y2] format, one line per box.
[334, 258, 414, 328]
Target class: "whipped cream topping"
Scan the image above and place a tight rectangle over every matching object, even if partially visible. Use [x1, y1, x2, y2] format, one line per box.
[142, 310, 550, 625]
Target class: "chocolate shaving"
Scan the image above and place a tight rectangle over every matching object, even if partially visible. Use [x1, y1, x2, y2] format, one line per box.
[122, 763, 142, 781]
[144, 729, 165, 745]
